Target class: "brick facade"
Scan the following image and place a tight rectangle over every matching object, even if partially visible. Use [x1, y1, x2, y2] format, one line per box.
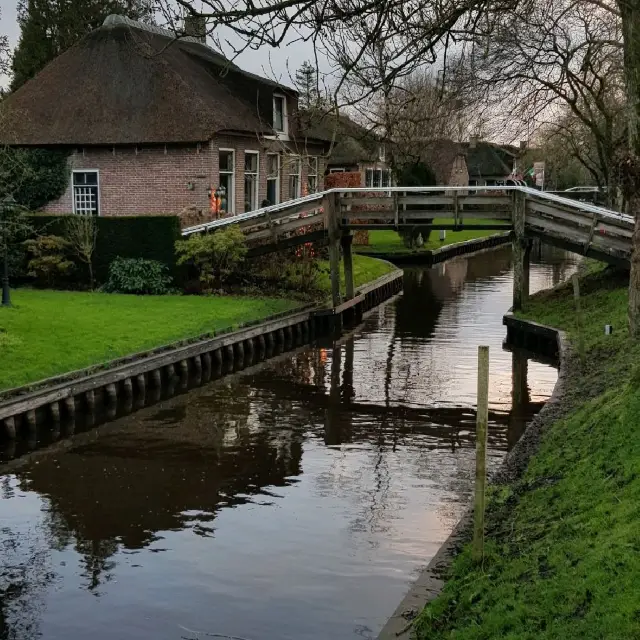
[43, 130, 326, 221]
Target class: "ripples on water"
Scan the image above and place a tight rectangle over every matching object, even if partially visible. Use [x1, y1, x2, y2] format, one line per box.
[0, 245, 579, 640]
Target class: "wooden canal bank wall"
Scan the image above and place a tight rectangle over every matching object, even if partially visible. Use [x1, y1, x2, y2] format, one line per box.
[0, 270, 403, 443]
[358, 232, 511, 266]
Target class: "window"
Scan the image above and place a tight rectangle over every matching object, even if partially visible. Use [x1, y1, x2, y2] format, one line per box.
[72, 171, 99, 216]
[365, 168, 392, 189]
[329, 167, 346, 173]
[266, 153, 280, 205]
[219, 149, 235, 214]
[379, 144, 386, 162]
[273, 94, 286, 133]
[244, 151, 259, 212]
[306, 157, 318, 194]
[287, 156, 301, 200]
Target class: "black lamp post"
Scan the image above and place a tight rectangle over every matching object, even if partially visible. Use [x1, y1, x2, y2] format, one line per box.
[1, 195, 16, 307]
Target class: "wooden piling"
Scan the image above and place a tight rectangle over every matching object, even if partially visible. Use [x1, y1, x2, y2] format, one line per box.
[512, 190, 527, 311]
[64, 396, 76, 420]
[50, 401, 61, 424]
[4, 416, 16, 439]
[473, 345, 490, 563]
[341, 231, 355, 301]
[202, 351, 212, 379]
[25, 409, 37, 434]
[325, 191, 342, 308]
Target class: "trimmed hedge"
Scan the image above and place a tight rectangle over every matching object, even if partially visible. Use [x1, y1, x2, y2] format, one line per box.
[26, 215, 182, 284]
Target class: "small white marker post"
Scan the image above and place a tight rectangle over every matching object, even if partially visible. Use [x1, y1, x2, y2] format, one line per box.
[473, 345, 490, 563]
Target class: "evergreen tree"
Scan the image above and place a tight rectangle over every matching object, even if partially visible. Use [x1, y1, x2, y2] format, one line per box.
[11, 0, 154, 91]
[295, 61, 321, 110]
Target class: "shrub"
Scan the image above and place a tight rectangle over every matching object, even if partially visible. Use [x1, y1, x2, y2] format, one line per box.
[104, 257, 174, 295]
[23, 235, 75, 287]
[175, 225, 247, 291]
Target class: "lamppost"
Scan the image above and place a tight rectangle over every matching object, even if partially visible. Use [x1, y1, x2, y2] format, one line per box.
[1, 195, 16, 307]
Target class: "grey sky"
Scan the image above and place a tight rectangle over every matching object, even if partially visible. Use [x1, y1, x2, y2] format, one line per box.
[0, 0, 328, 88]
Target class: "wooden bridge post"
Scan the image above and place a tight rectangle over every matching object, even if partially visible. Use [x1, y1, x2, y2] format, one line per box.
[341, 231, 355, 300]
[325, 191, 342, 308]
[512, 190, 529, 311]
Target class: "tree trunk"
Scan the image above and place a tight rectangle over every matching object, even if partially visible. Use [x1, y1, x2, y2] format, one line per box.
[620, 0, 640, 336]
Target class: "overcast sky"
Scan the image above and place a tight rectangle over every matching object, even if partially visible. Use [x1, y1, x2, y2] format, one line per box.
[0, 0, 329, 89]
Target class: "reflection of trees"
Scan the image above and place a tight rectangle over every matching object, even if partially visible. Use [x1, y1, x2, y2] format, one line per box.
[16, 384, 304, 592]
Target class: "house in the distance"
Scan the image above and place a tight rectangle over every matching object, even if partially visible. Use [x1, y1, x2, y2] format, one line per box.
[422, 137, 522, 187]
[0, 15, 329, 221]
[304, 113, 392, 188]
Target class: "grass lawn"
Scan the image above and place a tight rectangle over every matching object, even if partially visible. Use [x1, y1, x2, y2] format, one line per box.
[317, 253, 397, 297]
[355, 219, 505, 255]
[0, 290, 301, 391]
[415, 266, 640, 639]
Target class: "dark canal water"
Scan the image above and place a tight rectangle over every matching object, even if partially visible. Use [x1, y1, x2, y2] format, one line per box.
[0, 245, 579, 640]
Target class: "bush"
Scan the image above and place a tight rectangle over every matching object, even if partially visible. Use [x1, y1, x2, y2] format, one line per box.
[26, 215, 183, 285]
[23, 235, 75, 287]
[175, 225, 247, 291]
[104, 257, 174, 295]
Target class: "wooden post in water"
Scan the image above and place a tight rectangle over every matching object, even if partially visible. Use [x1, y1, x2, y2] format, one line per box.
[512, 191, 528, 311]
[325, 191, 342, 308]
[473, 345, 490, 563]
[341, 231, 355, 301]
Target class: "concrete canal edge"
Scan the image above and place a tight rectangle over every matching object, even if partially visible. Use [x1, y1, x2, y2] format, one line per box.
[0, 269, 404, 441]
[377, 313, 571, 640]
[357, 232, 512, 265]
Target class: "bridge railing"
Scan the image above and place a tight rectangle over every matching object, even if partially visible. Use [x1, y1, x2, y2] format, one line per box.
[180, 186, 632, 257]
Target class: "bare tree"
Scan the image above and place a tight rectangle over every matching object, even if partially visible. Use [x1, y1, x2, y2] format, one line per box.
[65, 216, 98, 290]
[455, 0, 625, 202]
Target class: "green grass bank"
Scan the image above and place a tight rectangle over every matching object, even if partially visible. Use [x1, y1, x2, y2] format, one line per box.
[0, 290, 301, 391]
[415, 265, 640, 639]
[0, 254, 396, 392]
[355, 221, 501, 256]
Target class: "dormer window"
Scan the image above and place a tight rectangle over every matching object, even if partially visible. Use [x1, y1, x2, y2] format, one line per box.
[273, 94, 286, 133]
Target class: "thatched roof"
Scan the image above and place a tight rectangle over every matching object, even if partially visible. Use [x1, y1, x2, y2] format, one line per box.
[465, 142, 514, 178]
[421, 139, 465, 184]
[0, 15, 297, 146]
[301, 111, 383, 165]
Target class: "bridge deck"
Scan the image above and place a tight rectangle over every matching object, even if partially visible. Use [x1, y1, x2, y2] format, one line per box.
[181, 186, 633, 265]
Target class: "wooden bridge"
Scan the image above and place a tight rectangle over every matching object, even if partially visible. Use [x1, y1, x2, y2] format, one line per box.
[182, 186, 634, 310]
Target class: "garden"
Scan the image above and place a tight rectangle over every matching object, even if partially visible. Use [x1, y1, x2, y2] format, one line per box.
[0, 209, 394, 391]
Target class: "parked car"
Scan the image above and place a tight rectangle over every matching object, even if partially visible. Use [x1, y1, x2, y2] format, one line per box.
[564, 186, 600, 193]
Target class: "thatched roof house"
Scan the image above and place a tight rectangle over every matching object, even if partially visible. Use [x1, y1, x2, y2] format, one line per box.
[1, 15, 329, 217]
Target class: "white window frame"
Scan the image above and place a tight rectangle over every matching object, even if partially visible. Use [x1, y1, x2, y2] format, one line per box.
[365, 167, 392, 189]
[329, 167, 346, 173]
[266, 152, 280, 205]
[286, 155, 301, 200]
[72, 169, 100, 216]
[244, 150, 260, 212]
[273, 94, 288, 135]
[306, 156, 318, 194]
[219, 148, 235, 214]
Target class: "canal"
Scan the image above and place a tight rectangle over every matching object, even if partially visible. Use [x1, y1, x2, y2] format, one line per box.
[0, 245, 578, 640]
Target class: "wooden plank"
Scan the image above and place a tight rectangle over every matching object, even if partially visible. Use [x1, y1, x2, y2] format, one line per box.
[244, 214, 324, 242]
[339, 197, 391, 207]
[344, 223, 513, 231]
[314, 294, 365, 316]
[459, 196, 511, 206]
[527, 199, 633, 233]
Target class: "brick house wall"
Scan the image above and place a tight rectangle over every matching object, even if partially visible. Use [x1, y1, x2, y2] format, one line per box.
[43, 133, 326, 219]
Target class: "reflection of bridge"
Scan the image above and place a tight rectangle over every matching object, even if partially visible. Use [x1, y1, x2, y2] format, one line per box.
[183, 185, 632, 309]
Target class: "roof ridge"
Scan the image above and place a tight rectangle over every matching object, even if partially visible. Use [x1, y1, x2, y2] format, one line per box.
[102, 14, 213, 48]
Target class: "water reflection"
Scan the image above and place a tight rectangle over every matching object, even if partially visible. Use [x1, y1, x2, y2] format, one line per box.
[0, 244, 578, 640]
